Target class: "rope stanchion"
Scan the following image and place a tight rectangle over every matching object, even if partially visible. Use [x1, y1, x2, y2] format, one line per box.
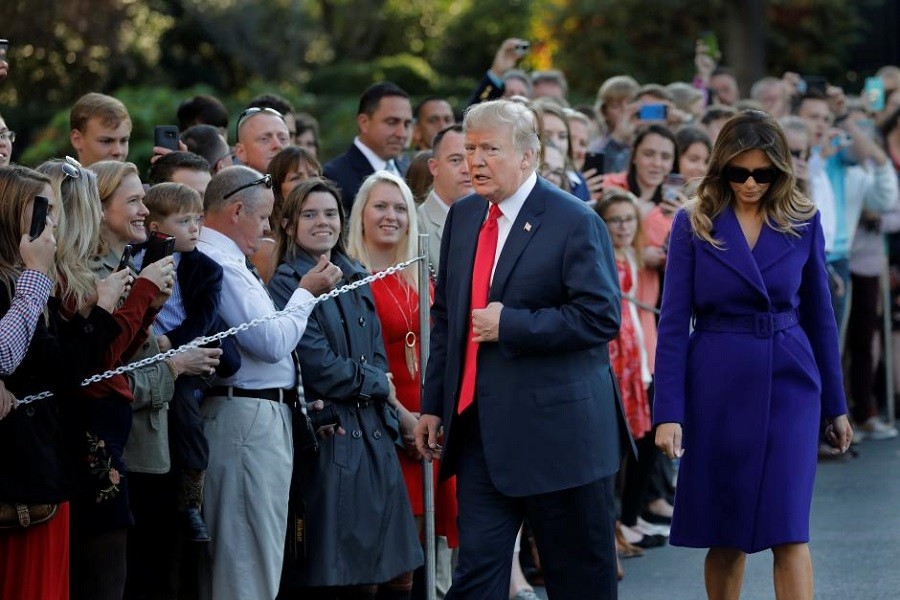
[13, 255, 425, 408]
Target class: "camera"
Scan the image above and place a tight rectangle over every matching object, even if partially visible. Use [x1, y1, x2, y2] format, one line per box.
[295, 403, 341, 453]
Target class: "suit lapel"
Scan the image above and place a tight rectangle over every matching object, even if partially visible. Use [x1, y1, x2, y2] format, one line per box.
[349, 144, 375, 179]
[701, 206, 769, 303]
[424, 194, 445, 237]
[454, 198, 489, 322]
[489, 181, 545, 301]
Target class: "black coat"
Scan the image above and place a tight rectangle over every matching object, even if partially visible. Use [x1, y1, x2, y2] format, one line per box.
[0, 282, 122, 504]
[322, 144, 375, 216]
[268, 250, 422, 588]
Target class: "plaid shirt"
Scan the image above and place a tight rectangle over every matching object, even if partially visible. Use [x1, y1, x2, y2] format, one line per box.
[0, 269, 52, 375]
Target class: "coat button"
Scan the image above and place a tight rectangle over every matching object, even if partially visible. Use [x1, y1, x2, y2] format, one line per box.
[83, 323, 94, 333]
[26, 407, 35, 417]
[352, 430, 362, 439]
[373, 430, 382, 440]
[360, 355, 367, 364]
[358, 317, 366, 326]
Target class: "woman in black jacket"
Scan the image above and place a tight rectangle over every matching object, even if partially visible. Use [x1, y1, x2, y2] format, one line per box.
[268, 178, 422, 600]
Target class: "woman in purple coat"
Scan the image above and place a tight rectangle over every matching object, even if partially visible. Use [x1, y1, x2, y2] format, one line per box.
[653, 110, 853, 600]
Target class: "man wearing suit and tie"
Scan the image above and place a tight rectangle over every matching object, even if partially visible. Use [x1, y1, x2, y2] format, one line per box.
[415, 100, 631, 599]
[323, 81, 412, 214]
[418, 124, 473, 271]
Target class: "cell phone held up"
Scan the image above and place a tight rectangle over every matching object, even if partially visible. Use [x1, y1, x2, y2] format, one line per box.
[0, 39, 9, 62]
[638, 104, 668, 121]
[154, 125, 180, 152]
[116, 245, 133, 273]
[582, 151, 606, 174]
[29, 195, 49, 241]
[141, 231, 176, 271]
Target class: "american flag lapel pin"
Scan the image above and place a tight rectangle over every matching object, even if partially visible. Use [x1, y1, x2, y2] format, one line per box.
[524, 222, 532, 232]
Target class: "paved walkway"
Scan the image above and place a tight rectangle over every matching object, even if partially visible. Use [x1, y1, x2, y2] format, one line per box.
[534, 437, 900, 599]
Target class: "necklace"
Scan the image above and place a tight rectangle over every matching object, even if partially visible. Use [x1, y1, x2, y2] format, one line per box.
[379, 273, 419, 379]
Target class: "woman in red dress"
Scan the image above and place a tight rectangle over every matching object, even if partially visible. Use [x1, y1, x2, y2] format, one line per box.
[347, 171, 458, 594]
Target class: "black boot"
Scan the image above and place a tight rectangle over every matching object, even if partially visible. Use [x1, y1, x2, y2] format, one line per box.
[178, 470, 210, 543]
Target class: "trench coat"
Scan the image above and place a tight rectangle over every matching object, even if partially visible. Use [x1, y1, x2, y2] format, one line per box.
[653, 207, 846, 553]
[268, 249, 423, 589]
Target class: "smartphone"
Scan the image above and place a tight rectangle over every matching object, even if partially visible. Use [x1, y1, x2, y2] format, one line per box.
[515, 41, 530, 57]
[142, 231, 176, 269]
[154, 125, 180, 152]
[800, 76, 827, 96]
[0, 39, 8, 62]
[662, 174, 686, 201]
[863, 77, 885, 112]
[582, 151, 605, 174]
[116, 245, 132, 272]
[699, 31, 719, 60]
[29, 195, 49, 240]
[638, 104, 668, 121]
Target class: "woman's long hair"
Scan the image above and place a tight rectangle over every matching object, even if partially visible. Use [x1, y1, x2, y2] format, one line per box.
[0, 166, 56, 294]
[88, 160, 140, 256]
[689, 110, 816, 247]
[346, 171, 419, 290]
[36, 160, 102, 310]
[277, 177, 346, 265]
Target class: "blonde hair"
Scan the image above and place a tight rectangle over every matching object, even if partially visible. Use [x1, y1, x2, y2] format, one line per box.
[89, 160, 140, 256]
[70, 92, 131, 132]
[36, 159, 102, 310]
[144, 182, 203, 224]
[689, 110, 815, 247]
[0, 166, 57, 294]
[346, 171, 419, 289]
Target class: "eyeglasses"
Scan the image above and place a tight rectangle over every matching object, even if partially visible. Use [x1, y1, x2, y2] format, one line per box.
[722, 166, 779, 184]
[606, 216, 638, 226]
[62, 155, 83, 179]
[789, 149, 808, 161]
[222, 174, 272, 201]
[235, 107, 284, 136]
[0, 129, 15, 143]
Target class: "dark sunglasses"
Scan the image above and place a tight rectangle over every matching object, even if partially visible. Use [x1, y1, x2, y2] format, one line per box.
[61, 155, 83, 179]
[235, 107, 284, 136]
[722, 165, 779, 184]
[222, 174, 273, 200]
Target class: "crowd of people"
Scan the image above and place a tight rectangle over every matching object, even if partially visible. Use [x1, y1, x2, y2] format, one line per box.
[0, 32, 898, 600]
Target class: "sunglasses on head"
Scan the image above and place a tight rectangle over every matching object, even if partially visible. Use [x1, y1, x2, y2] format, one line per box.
[722, 165, 779, 184]
[235, 107, 285, 136]
[61, 155, 83, 179]
[222, 174, 273, 201]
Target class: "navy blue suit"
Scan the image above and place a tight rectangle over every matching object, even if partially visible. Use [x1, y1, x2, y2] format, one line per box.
[323, 144, 375, 215]
[422, 177, 633, 599]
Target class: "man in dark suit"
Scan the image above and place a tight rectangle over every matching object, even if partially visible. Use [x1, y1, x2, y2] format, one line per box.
[323, 81, 412, 214]
[415, 100, 631, 599]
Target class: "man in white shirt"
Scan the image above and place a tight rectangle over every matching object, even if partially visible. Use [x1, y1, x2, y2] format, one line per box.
[196, 165, 341, 600]
[418, 124, 473, 270]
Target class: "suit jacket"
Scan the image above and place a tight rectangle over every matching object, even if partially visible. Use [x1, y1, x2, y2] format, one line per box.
[417, 191, 448, 272]
[467, 72, 505, 107]
[323, 144, 376, 215]
[422, 176, 634, 497]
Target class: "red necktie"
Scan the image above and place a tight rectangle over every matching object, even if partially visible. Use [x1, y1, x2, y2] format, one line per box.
[457, 203, 502, 414]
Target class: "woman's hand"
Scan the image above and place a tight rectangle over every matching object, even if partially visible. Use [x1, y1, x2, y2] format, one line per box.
[170, 346, 222, 377]
[825, 414, 853, 454]
[399, 408, 422, 459]
[643, 246, 667, 269]
[660, 189, 687, 216]
[581, 169, 605, 202]
[95, 269, 133, 313]
[19, 223, 56, 275]
[139, 256, 175, 292]
[655, 422, 684, 458]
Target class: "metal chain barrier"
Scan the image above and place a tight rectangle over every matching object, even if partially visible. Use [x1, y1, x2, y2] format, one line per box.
[13, 256, 424, 408]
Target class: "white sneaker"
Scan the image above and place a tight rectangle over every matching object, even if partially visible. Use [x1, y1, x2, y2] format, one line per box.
[860, 417, 899, 440]
[635, 517, 670, 537]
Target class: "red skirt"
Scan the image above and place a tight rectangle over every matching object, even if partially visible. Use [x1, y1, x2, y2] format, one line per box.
[0, 501, 69, 600]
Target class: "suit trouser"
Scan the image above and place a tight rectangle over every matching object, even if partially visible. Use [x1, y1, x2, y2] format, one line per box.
[199, 394, 293, 600]
[446, 412, 618, 600]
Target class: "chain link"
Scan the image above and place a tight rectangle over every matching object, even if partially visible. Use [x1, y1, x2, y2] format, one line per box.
[13, 256, 424, 408]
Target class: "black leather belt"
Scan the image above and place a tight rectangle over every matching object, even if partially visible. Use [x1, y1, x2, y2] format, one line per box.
[694, 309, 799, 339]
[207, 386, 298, 404]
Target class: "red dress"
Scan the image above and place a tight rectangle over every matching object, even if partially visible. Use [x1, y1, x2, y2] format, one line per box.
[609, 256, 652, 440]
[371, 273, 458, 547]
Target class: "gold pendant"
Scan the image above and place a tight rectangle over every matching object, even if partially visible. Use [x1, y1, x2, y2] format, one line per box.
[404, 331, 418, 379]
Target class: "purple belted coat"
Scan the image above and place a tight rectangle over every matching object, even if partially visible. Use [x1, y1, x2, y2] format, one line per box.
[654, 207, 846, 553]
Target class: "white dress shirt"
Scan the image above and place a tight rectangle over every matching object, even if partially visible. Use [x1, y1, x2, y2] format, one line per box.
[491, 171, 537, 282]
[354, 137, 397, 173]
[198, 227, 314, 389]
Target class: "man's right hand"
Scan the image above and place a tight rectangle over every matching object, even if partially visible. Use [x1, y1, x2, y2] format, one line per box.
[414, 414, 443, 462]
[299, 254, 342, 295]
[489, 38, 528, 78]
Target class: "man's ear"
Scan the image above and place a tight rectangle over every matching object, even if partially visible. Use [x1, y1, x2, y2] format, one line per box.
[357, 113, 369, 136]
[234, 142, 247, 165]
[522, 148, 536, 170]
[229, 201, 243, 223]
[147, 220, 159, 233]
[427, 157, 439, 177]
[70, 129, 83, 154]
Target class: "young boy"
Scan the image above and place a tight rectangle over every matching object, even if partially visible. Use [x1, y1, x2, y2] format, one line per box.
[141, 182, 239, 542]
